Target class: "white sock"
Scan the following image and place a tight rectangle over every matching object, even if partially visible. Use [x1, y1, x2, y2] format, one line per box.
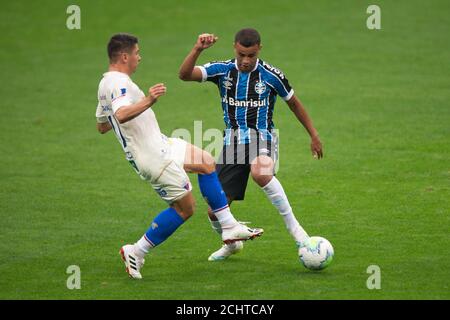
[282, 213, 309, 245]
[213, 207, 238, 229]
[135, 235, 153, 256]
[208, 217, 223, 234]
[262, 177, 309, 244]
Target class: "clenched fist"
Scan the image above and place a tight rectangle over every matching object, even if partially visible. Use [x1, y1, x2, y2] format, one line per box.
[194, 33, 218, 51]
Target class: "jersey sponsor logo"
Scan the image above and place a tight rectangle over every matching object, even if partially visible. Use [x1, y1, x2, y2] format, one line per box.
[262, 62, 285, 79]
[222, 96, 266, 108]
[255, 81, 267, 94]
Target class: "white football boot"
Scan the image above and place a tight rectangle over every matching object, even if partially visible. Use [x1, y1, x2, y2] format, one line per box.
[119, 244, 145, 279]
[221, 223, 264, 245]
[208, 241, 244, 261]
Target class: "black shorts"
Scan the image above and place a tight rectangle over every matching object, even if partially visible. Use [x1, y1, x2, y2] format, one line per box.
[216, 130, 278, 201]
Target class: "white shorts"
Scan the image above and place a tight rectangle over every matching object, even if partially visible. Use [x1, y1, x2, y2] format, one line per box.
[150, 138, 192, 204]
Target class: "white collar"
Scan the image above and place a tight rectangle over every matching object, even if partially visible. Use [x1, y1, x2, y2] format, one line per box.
[103, 71, 130, 78]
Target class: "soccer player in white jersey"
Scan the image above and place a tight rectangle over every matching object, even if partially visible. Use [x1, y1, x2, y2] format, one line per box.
[96, 33, 263, 279]
[179, 29, 323, 261]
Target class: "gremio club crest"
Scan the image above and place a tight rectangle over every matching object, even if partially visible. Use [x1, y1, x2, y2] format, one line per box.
[255, 81, 266, 94]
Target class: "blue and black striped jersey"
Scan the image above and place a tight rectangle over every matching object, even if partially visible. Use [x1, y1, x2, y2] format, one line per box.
[198, 59, 294, 144]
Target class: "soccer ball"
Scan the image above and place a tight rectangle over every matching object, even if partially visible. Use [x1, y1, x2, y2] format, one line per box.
[298, 236, 334, 271]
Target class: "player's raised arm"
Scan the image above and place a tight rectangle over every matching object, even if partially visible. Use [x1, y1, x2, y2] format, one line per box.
[286, 95, 323, 159]
[179, 33, 218, 82]
[114, 83, 166, 124]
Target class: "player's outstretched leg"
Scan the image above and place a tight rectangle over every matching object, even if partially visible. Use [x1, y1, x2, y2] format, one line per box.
[251, 156, 309, 247]
[184, 143, 264, 244]
[198, 171, 263, 243]
[121, 192, 195, 279]
[261, 176, 309, 246]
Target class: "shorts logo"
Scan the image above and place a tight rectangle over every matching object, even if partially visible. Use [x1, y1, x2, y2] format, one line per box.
[255, 81, 266, 95]
[156, 188, 167, 197]
[151, 222, 158, 230]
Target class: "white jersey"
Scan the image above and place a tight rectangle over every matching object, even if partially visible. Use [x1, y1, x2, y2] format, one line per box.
[95, 71, 171, 181]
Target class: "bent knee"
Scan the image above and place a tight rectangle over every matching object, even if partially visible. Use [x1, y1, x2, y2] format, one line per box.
[173, 196, 196, 219]
[184, 199, 196, 217]
[251, 169, 273, 187]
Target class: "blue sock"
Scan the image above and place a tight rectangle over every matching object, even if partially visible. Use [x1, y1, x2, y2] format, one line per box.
[198, 171, 228, 212]
[144, 207, 185, 247]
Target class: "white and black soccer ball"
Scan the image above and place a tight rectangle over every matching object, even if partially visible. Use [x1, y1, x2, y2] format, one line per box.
[299, 236, 334, 271]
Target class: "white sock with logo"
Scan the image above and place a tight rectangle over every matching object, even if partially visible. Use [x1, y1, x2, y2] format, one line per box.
[213, 207, 238, 229]
[262, 177, 309, 244]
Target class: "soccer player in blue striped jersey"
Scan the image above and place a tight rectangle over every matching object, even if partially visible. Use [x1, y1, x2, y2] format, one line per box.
[179, 29, 323, 261]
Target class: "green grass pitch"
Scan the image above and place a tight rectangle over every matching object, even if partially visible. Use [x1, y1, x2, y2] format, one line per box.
[0, 0, 449, 299]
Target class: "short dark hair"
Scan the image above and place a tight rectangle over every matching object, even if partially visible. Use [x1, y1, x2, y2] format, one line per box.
[107, 33, 138, 62]
[234, 28, 261, 47]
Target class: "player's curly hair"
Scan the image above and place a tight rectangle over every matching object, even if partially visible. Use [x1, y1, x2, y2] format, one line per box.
[234, 28, 261, 47]
[107, 33, 138, 62]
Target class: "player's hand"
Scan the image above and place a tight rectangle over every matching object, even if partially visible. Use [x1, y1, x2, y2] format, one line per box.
[148, 83, 166, 104]
[311, 135, 323, 159]
[194, 33, 218, 51]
